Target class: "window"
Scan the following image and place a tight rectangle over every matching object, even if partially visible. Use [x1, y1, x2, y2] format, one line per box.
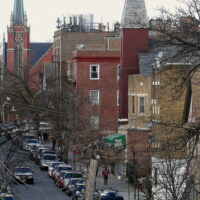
[132, 96, 135, 113]
[90, 65, 99, 79]
[117, 90, 119, 106]
[90, 90, 99, 105]
[90, 115, 99, 130]
[117, 64, 120, 80]
[139, 97, 145, 113]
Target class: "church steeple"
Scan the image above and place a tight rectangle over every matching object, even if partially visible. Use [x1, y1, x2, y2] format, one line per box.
[13, 0, 25, 25]
[121, 0, 148, 28]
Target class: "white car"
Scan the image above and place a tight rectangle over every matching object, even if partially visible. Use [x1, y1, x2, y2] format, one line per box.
[48, 161, 65, 177]
[40, 154, 58, 170]
[23, 139, 40, 151]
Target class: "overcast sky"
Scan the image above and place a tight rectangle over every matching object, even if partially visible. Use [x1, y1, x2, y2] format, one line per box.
[0, 0, 181, 42]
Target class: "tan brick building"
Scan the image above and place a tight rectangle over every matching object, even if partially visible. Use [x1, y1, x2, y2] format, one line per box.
[151, 62, 191, 157]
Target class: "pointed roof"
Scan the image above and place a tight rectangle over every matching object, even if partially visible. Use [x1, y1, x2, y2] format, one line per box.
[13, 0, 25, 25]
[121, 0, 148, 28]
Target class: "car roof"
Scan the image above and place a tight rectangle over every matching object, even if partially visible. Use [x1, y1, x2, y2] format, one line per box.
[15, 166, 31, 169]
[57, 164, 72, 167]
[43, 153, 57, 156]
[70, 178, 84, 181]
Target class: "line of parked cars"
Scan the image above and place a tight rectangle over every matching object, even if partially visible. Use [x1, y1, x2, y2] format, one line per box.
[4, 122, 124, 200]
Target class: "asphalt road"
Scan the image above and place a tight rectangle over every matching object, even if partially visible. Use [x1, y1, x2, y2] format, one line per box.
[11, 153, 70, 200]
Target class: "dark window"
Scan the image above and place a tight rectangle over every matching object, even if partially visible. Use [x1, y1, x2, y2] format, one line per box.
[139, 97, 145, 113]
[90, 65, 99, 79]
[132, 96, 135, 113]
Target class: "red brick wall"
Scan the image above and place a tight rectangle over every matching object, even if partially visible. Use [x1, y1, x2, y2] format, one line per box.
[127, 130, 151, 163]
[74, 50, 120, 134]
[6, 25, 30, 73]
[119, 28, 149, 120]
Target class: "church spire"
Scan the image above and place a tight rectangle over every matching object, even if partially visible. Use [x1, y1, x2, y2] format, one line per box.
[13, 0, 25, 25]
[121, 0, 148, 28]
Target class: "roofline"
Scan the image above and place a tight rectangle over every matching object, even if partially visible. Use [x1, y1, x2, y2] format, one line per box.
[32, 45, 53, 68]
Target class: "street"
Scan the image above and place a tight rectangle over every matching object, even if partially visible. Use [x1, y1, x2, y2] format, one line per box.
[11, 153, 70, 200]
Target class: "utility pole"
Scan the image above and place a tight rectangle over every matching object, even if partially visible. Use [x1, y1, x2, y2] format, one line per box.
[85, 159, 98, 200]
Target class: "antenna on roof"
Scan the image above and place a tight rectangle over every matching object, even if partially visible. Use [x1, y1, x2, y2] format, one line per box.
[56, 17, 61, 29]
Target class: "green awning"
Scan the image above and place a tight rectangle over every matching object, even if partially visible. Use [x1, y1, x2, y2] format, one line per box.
[104, 134, 126, 148]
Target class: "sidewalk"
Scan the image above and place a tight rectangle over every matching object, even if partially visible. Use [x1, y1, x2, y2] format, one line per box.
[96, 167, 136, 200]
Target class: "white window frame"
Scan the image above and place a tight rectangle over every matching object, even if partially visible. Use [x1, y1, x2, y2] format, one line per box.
[117, 90, 119, 106]
[90, 90, 100, 105]
[90, 64, 100, 80]
[117, 64, 120, 80]
[90, 115, 99, 130]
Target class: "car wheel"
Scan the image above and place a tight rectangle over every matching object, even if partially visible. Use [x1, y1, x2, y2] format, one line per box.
[30, 179, 34, 184]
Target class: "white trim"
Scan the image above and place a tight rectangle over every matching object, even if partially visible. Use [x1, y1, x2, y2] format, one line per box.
[117, 90, 119, 106]
[164, 63, 192, 66]
[118, 118, 128, 122]
[128, 93, 148, 96]
[117, 64, 120, 80]
[152, 81, 160, 86]
[130, 126, 151, 130]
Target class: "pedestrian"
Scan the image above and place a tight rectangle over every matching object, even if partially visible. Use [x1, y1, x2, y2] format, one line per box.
[102, 167, 110, 185]
[43, 132, 48, 144]
[52, 137, 56, 150]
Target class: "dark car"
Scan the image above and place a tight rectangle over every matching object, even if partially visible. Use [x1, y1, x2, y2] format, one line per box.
[65, 178, 85, 196]
[71, 183, 86, 200]
[29, 145, 38, 160]
[0, 193, 15, 200]
[93, 188, 124, 200]
[13, 167, 34, 184]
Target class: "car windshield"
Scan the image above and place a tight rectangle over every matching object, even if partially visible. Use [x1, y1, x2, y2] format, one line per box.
[43, 155, 57, 160]
[31, 145, 37, 150]
[58, 167, 72, 172]
[26, 139, 38, 143]
[43, 151, 56, 155]
[51, 163, 61, 168]
[64, 173, 73, 178]
[70, 179, 82, 185]
[77, 185, 85, 191]
[2, 197, 14, 200]
[15, 168, 32, 173]
[72, 173, 82, 178]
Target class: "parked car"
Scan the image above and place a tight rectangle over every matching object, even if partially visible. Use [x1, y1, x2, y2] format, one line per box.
[71, 183, 86, 200]
[23, 139, 40, 150]
[19, 134, 36, 149]
[62, 171, 83, 191]
[0, 193, 15, 200]
[93, 188, 124, 200]
[48, 162, 65, 177]
[39, 154, 58, 170]
[13, 167, 34, 184]
[35, 146, 50, 164]
[65, 178, 85, 196]
[29, 145, 38, 160]
[51, 164, 72, 181]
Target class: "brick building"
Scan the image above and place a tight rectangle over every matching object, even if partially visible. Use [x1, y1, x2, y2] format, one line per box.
[3, 0, 52, 78]
[119, 0, 149, 122]
[72, 37, 120, 134]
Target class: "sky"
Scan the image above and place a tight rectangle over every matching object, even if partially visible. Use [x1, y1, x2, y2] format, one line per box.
[0, 0, 182, 42]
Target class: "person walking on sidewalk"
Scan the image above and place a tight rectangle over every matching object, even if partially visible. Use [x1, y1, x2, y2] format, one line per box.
[102, 167, 110, 185]
[52, 137, 56, 150]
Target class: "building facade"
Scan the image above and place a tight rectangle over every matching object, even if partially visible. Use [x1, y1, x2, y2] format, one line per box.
[6, 0, 30, 75]
[72, 37, 120, 134]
